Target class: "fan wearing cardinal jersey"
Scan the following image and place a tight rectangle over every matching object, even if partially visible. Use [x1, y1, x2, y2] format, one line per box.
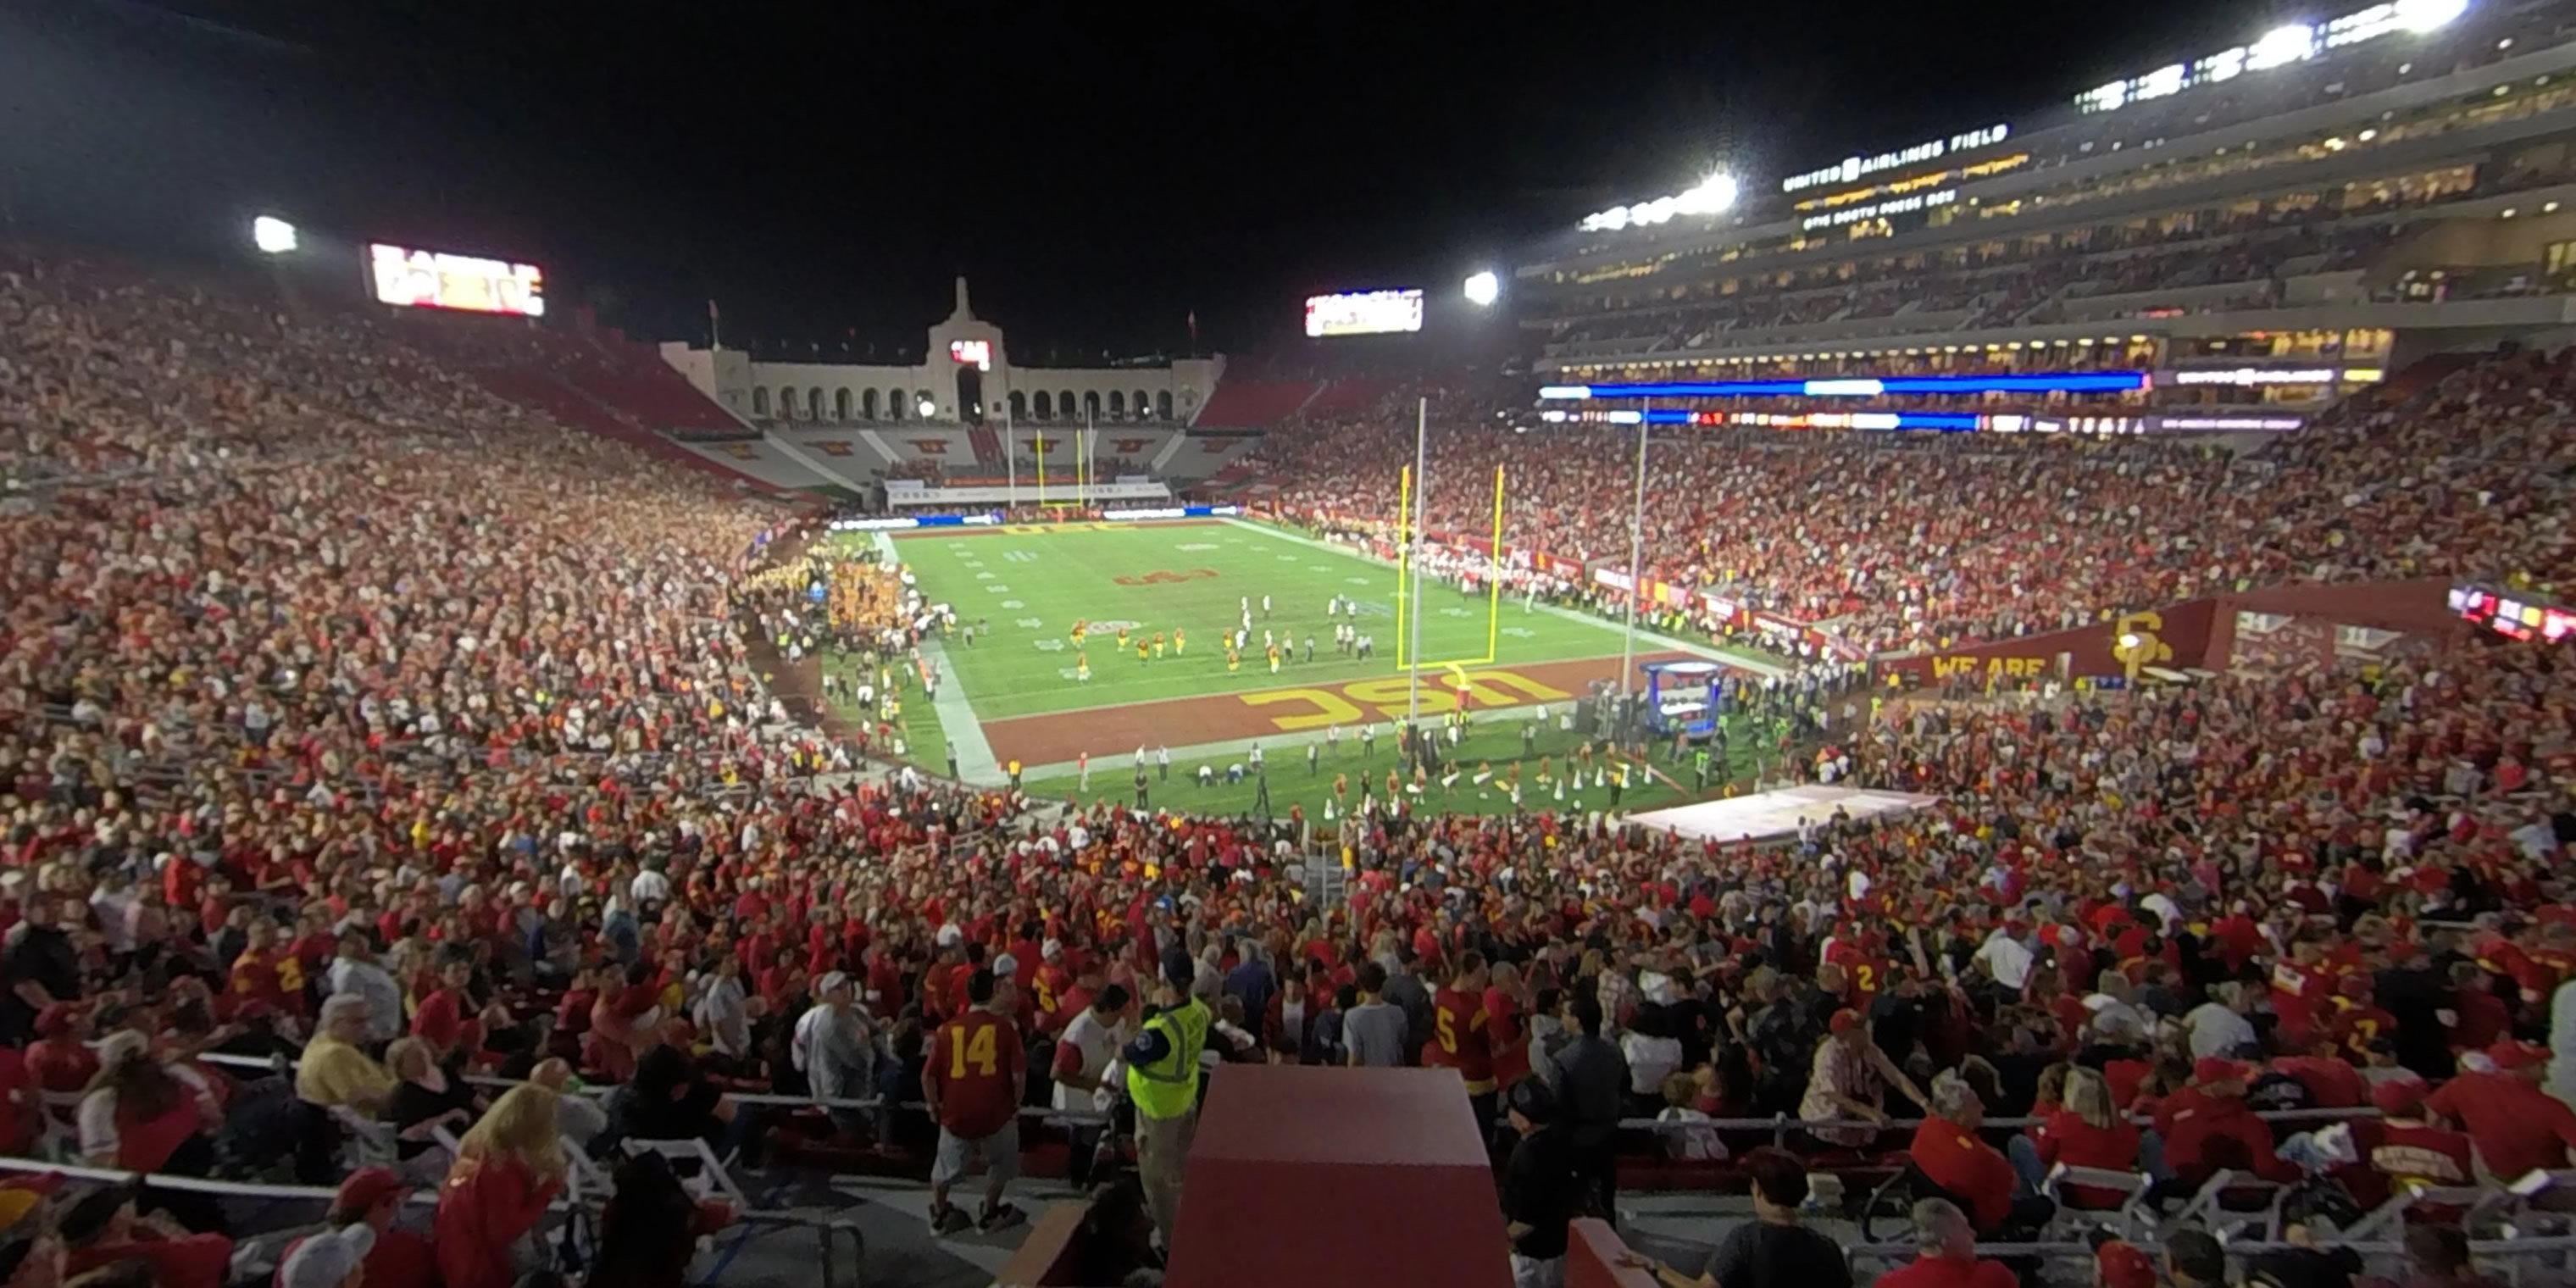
[923, 969, 1028, 1235]
[1428, 952, 1504, 1146]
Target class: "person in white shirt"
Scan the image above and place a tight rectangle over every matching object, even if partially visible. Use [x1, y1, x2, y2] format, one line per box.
[792, 972, 875, 1137]
[695, 955, 754, 1063]
[326, 930, 406, 1045]
[1972, 924, 2035, 992]
[1052, 984, 1131, 1186]
[2185, 980, 2259, 1058]
[630, 861, 671, 908]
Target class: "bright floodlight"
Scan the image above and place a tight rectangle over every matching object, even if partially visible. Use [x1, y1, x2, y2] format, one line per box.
[2247, 22, 2317, 69]
[251, 216, 298, 255]
[916, 397, 938, 418]
[1674, 172, 1739, 216]
[1463, 270, 1501, 307]
[2397, 0, 2468, 32]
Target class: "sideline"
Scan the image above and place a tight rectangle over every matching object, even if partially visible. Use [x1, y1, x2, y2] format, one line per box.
[873, 531, 1002, 784]
[1221, 517, 1790, 679]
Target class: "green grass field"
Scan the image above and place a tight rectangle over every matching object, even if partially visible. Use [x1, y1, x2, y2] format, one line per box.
[871, 519, 1622, 719]
[813, 518, 1796, 813]
[1018, 707, 1779, 820]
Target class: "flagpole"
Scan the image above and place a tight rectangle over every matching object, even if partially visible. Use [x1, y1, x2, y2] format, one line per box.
[708, 299, 720, 351]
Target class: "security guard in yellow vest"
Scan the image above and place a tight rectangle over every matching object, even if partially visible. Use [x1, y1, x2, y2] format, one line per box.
[1123, 948, 1211, 1248]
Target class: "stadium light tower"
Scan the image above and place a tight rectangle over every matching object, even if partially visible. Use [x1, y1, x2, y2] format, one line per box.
[1463, 270, 1501, 308]
[251, 216, 298, 255]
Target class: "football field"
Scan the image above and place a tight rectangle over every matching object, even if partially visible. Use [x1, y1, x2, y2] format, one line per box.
[829, 517, 1780, 813]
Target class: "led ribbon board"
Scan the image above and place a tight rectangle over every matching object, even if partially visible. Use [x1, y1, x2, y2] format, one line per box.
[1539, 371, 2151, 400]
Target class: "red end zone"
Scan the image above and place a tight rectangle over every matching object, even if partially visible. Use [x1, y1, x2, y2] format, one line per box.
[890, 518, 1224, 540]
[982, 651, 1689, 766]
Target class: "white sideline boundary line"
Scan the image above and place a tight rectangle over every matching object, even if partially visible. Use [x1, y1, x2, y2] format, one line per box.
[874, 531, 1001, 783]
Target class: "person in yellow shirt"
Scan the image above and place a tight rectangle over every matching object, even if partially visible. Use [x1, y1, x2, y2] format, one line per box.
[1117, 626, 1130, 650]
[1174, 628, 1186, 656]
[297, 996, 395, 1113]
[1136, 639, 1151, 664]
[1153, 632, 1166, 659]
[1266, 644, 1280, 675]
[1225, 647, 1240, 673]
[1076, 653, 1091, 682]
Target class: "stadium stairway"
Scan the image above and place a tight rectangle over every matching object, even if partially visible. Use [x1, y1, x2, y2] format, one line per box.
[969, 426, 1004, 465]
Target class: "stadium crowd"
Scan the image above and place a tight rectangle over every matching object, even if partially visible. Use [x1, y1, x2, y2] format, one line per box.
[1263, 347, 2573, 657]
[0, 242, 2572, 1288]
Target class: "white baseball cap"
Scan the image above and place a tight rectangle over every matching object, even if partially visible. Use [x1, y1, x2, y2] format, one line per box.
[280, 1224, 378, 1288]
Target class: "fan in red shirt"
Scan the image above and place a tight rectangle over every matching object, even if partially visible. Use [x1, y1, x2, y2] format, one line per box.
[2323, 974, 2397, 1063]
[1426, 953, 1502, 1136]
[1030, 941, 1075, 1030]
[1908, 1074, 2040, 1235]
[922, 969, 1027, 1235]
[2154, 1058, 2299, 1185]
[2425, 1040, 2576, 1183]
[2017, 1067, 2142, 1210]
[2445, 962, 2512, 1052]
[2336, 1080, 2477, 1212]
[27, 1005, 100, 1096]
[410, 950, 485, 1067]
[226, 921, 305, 1020]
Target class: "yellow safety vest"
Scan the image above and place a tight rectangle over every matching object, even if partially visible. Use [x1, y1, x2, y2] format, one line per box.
[1125, 997, 1211, 1120]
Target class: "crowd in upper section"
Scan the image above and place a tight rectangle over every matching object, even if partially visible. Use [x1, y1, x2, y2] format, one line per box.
[1259, 351, 2573, 654]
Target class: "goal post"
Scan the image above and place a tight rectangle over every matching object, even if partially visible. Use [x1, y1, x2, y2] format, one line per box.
[1393, 461, 1506, 673]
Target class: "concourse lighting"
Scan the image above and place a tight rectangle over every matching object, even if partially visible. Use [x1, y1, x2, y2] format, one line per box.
[916, 397, 938, 418]
[251, 216, 298, 255]
[1463, 270, 1501, 307]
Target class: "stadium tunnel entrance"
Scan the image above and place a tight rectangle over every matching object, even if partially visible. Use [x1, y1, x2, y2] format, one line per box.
[954, 364, 985, 424]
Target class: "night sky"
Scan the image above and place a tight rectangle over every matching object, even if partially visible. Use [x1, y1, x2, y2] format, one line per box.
[0, 0, 2268, 358]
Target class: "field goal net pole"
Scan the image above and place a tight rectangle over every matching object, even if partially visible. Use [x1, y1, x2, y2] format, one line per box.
[1407, 398, 1426, 721]
[1618, 399, 1650, 707]
[1004, 408, 1017, 507]
[1391, 402, 1509, 719]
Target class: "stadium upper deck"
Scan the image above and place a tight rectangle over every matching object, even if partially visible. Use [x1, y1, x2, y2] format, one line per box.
[1518, 0, 2576, 393]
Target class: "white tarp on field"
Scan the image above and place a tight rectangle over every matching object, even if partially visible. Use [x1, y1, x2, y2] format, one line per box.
[1625, 785, 1938, 845]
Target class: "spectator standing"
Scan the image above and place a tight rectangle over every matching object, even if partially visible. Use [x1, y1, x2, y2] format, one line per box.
[1344, 963, 1408, 1068]
[1499, 1079, 1578, 1288]
[433, 1083, 568, 1288]
[1543, 996, 1628, 1224]
[1622, 1147, 1852, 1288]
[924, 969, 1028, 1235]
[794, 972, 876, 1139]
[1052, 984, 1131, 1188]
[1124, 951, 1211, 1251]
